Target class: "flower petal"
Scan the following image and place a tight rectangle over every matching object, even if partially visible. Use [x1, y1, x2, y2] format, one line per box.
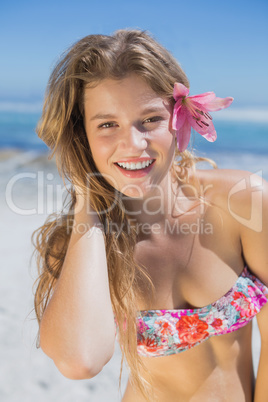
[172, 103, 187, 131]
[184, 104, 217, 143]
[188, 92, 216, 105]
[173, 83, 189, 100]
[189, 117, 212, 135]
[202, 126, 217, 142]
[186, 106, 213, 135]
[172, 82, 233, 149]
[176, 118, 191, 152]
[205, 96, 234, 111]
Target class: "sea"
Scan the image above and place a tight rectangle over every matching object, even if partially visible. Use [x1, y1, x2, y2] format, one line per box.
[0, 108, 267, 179]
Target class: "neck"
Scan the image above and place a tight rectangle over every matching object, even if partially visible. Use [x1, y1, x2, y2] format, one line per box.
[121, 170, 179, 226]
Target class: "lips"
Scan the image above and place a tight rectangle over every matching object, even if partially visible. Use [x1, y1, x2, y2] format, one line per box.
[116, 159, 154, 171]
[114, 158, 156, 178]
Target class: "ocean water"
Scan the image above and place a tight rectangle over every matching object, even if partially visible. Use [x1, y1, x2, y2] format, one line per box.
[0, 110, 267, 178]
[193, 120, 268, 156]
[0, 111, 47, 151]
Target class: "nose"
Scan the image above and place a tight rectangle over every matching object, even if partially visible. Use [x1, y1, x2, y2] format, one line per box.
[120, 126, 148, 153]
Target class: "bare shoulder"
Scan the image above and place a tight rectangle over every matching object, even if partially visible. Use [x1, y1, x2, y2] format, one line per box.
[194, 167, 268, 281]
[194, 168, 266, 214]
[195, 166, 263, 183]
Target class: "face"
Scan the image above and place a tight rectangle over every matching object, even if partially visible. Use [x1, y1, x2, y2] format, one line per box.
[84, 74, 175, 198]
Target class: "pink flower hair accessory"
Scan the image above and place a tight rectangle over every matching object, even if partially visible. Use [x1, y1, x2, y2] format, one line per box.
[172, 83, 234, 152]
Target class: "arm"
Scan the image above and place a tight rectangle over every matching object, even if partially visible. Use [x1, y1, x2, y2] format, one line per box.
[234, 172, 268, 401]
[39, 189, 116, 379]
[254, 303, 268, 402]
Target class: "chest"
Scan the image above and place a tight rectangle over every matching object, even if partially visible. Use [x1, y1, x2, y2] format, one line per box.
[134, 208, 243, 311]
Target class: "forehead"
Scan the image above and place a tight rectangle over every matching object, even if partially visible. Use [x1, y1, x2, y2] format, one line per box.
[84, 74, 168, 112]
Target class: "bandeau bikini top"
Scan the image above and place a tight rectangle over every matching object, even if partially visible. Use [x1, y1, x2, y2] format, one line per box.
[135, 265, 268, 357]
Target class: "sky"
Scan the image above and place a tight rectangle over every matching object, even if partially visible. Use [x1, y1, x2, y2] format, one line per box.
[0, 0, 268, 110]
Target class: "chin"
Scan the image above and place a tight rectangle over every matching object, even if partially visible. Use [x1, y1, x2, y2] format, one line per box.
[120, 188, 145, 199]
[119, 183, 158, 200]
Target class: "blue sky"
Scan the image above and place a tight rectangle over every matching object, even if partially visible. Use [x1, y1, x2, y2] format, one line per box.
[1, 0, 267, 108]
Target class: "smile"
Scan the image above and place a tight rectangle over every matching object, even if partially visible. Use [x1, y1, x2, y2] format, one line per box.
[115, 159, 154, 171]
[114, 158, 156, 178]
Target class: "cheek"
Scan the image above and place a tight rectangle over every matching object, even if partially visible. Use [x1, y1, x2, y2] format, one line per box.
[89, 137, 115, 169]
[159, 134, 176, 169]
[155, 130, 175, 156]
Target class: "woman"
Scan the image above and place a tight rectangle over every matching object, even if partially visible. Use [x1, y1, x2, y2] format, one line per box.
[32, 29, 268, 401]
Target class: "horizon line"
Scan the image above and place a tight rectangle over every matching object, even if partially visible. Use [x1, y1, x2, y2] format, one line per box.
[0, 102, 268, 123]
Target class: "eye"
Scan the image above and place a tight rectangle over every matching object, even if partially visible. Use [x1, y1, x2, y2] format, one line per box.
[98, 121, 118, 129]
[142, 116, 164, 124]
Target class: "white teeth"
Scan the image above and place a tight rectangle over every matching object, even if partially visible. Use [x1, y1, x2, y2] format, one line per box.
[117, 159, 154, 170]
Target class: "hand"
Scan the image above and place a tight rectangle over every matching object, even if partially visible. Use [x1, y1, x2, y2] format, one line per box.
[73, 183, 88, 212]
[73, 183, 101, 228]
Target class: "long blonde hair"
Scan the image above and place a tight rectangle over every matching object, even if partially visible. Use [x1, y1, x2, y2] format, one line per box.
[31, 29, 216, 400]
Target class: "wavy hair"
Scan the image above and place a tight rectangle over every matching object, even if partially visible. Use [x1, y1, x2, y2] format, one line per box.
[31, 29, 216, 400]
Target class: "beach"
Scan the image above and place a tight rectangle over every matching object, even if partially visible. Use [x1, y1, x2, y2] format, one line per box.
[1, 0, 268, 398]
[0, 145, 266, 401]
[0, 149, 129, 402]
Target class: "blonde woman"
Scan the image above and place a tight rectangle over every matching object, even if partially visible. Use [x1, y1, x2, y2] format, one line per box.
[32, 29, 268, 401]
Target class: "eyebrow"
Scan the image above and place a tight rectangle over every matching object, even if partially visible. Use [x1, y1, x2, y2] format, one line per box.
[89, 106, 168, 122]
[89, 113, 117, 122]
[142, 106, 168, 115]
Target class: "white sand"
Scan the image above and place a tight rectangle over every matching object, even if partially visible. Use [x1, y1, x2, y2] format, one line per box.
[0, 150, 128, 402]
[0, 149, 263, 401]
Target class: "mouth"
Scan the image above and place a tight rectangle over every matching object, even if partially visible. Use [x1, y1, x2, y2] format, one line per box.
[114, 158, 156, 178]
[115, 159, 155, 171]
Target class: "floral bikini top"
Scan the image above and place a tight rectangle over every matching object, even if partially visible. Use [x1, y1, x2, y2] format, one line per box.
[134, 266, 268, 357]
